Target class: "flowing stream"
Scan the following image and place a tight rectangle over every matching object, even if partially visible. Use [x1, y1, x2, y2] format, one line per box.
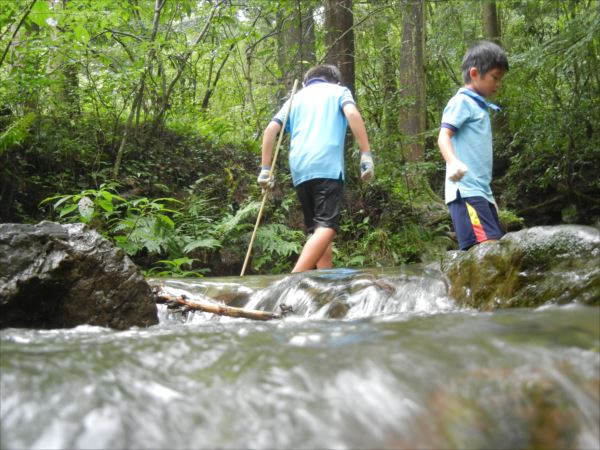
[1, 267, 599, 449]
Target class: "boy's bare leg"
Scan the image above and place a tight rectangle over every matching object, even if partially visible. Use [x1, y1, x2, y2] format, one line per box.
[316, 243, 333, 269]
[292, 227, 336, 273]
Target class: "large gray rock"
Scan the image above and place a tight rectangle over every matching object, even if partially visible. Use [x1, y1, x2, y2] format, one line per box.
[442, 225, 600, 309]
[0, 221, 158, 329]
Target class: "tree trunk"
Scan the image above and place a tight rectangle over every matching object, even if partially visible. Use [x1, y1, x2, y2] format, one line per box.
[2, 1, 39, 114]
[379, 25, 399, 157]
[277, 1, 316, 93]
[53, 0, 80, 116]
[154, 2, 222, 125]
[398, 0, 426, 162]
[482, 1, 501, 43]
[112, 0, 165, 179]
[324, 0, 355, 96]
[482, 1, 507, 145]
[201, 42, 234, 110]
[0, 0, 36, 68]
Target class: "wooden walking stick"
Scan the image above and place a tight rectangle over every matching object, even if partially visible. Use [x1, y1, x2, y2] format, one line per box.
[240, 79, 299, 276]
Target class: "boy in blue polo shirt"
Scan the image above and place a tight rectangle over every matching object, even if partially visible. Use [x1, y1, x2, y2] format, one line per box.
[438, 41, 509, 250]
[258, 64, 373, 272]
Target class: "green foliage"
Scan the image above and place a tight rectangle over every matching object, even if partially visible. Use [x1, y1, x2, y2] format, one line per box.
[40, 182, 126, 226]
[498, 209, 525, 232]
[0, 114, 35, 155]
[253, 223, 304, 273]
[145, 257, 210, 278]
[495, 1, 600, 224]
[2, 0, 599, 276]
[40, 183, 183, 257]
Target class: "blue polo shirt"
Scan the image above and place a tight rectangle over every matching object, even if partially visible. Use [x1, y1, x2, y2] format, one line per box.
[441, 87, 500, 205]
[273, 79, 355, 186]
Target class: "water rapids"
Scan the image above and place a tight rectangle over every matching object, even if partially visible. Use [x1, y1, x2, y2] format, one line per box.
[1, 267, 599, 449]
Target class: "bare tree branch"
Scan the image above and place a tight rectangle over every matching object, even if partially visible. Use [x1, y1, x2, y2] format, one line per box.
[0, 0, 37, 69]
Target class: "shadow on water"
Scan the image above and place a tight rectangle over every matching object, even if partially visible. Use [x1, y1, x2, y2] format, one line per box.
[1, 265, 599, 449]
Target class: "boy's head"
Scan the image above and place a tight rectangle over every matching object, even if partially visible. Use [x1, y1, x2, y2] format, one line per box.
[303, 64, 342, 85]
[461, 41, 509, 84]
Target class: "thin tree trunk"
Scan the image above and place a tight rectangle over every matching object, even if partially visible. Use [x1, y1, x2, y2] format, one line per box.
[398, 0, 426, 162]
[277, 1, 316, 93]
[50, 0, 80, 116]
[482, 1, 507, 142]
[201, 43, 234, 110]
[324, 0, 355, 95]
[380, 28, 398, 155]
[153, 1, 222, 126]
[112, 0, 165, 179]
[0, 0, 36, 68]
[482, 1, 501, 43]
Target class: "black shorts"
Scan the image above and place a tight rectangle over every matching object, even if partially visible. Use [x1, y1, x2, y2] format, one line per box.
[295, 178, 344, 234]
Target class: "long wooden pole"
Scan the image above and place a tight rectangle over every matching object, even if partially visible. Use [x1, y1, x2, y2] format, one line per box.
[240, 79, 299, 276]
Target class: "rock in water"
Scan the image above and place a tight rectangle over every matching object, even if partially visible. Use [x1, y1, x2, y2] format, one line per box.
[0, 221, 158, 329]
[442, 225, 600, 309]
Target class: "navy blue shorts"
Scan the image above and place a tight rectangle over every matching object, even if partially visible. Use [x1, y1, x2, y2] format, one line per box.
[295, 178, 343, 234]
[448, 191, 504, 250]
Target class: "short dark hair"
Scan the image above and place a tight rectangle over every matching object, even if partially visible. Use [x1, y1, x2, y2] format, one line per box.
[461, 41, 509, 83]
[303, 64, 342, 85]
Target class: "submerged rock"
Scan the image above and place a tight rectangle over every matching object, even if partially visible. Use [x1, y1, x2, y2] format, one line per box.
[0, 221, 158, 329]
[442, 225, 600, 309]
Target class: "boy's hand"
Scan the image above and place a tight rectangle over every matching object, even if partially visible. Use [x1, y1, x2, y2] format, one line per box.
[257, 166, 274, 189]
[360, 151, 374, 181]
[448, 160, 468, 182]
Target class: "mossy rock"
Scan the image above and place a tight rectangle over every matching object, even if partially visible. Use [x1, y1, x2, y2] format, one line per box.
[441, 225, 600, 309]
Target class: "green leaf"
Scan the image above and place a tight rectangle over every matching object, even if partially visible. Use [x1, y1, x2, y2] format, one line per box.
[59, 204, 78, 218]
[99, 190, 113, 202]
[73, 25, 90, 44]
[29, 0, 52, 28]
[96, 198, 113, 213]
[49, 195, 72, 208]
[156, 214, 175, 228]
[183, 238, 221, 253]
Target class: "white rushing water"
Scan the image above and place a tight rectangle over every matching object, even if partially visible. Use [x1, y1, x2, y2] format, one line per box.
[1, 267, 599, 449]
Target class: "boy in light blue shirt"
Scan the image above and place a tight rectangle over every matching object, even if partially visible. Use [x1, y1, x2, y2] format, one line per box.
[438, 41, 509, 250]
[259, 65, 373, 272]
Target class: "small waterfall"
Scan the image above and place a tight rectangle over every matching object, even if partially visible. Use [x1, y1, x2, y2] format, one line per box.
[154, 266, 460, 324]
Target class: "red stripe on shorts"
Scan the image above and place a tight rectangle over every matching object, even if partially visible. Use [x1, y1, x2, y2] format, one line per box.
[466, 202, 488, 243]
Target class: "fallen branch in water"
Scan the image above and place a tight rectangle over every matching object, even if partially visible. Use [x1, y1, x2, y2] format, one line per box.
[154, 289, 282, 321]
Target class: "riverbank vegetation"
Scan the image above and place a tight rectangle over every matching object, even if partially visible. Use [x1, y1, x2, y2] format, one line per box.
[1, 0, 598, 276]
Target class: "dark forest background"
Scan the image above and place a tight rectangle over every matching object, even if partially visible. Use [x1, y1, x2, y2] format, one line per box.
[1, 0, 598, 276]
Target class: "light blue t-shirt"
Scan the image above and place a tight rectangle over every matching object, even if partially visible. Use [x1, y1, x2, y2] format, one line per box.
[273, 79, 355, 186]
[441, 87, 500, 205]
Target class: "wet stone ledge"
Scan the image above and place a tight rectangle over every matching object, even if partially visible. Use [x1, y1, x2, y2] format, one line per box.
[441, 225, 600, 309]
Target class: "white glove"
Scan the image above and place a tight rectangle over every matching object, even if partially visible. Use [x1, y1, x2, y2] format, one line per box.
[448, 160, 468, 182]
[257, 166, 274, 189]
[360, 151, 374, 182]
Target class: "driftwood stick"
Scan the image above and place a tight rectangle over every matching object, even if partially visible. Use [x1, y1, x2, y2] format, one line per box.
[155, 291, 281, 321]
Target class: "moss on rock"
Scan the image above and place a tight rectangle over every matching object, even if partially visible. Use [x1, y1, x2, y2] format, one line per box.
[441, 225, 600, 309]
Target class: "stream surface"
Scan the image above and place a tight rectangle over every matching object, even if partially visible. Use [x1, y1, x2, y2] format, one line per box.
[1, 267, 599, 449]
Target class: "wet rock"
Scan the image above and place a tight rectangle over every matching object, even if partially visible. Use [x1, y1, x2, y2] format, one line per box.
[0, 221, 158, 329]
[442, 225, 600, 309]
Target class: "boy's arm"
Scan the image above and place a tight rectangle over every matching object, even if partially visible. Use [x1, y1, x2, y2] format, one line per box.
[438, 127, 468, 182]
[261, 120, 282, 167]
[343, 103, 374, 181]
[258, 120, 282, 187]
[342, 103, 370, 152]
